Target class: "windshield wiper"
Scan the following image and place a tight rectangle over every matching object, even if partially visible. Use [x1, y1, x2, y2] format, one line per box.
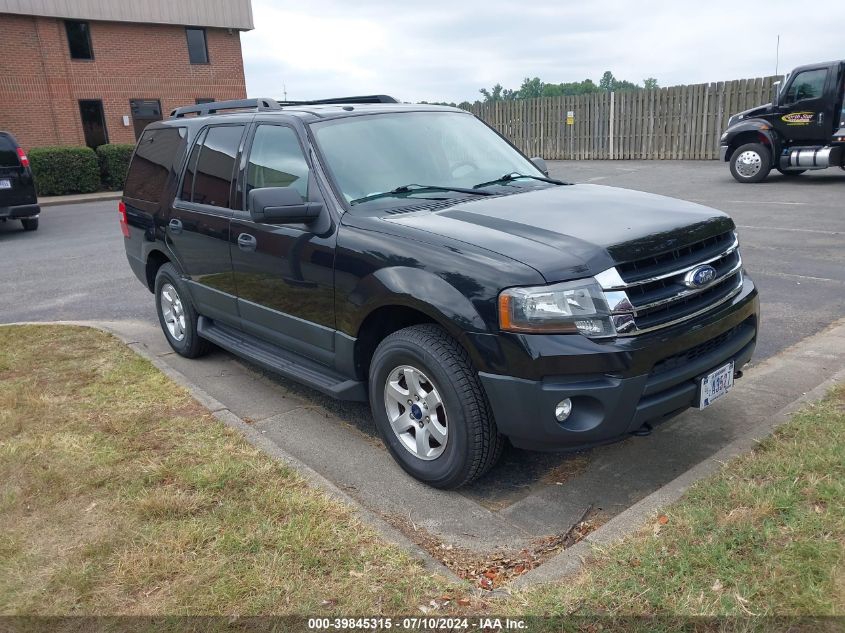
[472, 173, 569, 189]
[350, 184, 493, 206]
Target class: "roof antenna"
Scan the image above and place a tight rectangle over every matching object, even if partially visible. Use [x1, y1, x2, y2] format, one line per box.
[774, 34, 780, 77]
[283, 83, 287, 102]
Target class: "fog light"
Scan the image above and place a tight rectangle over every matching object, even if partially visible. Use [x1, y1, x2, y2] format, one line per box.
[555, 398, 573, 422]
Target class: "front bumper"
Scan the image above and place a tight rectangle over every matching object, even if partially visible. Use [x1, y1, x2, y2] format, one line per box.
[719, 145, 729, 162]
[0, 203, 40, 219]
[476, 275, 759, 451]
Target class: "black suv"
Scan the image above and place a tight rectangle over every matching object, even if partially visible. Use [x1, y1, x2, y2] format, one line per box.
[0, 132, 39, 231]
[122, 96, 759, 488]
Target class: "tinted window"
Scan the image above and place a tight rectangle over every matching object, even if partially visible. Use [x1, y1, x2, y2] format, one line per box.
[65, 21, 93, 59]
[246, 125, 309, 199]
[191, 125, 244, 207]
[0, 134, 19, 167]
[79, 100, 108, 148]
[124, 127, 187, 202]
[180, 128, 206, 201]
[784, 69, 828, 104]
[186, 28, 208, 64]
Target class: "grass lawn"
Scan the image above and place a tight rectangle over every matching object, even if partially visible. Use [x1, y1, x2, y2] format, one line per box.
[1, 324, 843, 623]
[0, 325, 448, 615]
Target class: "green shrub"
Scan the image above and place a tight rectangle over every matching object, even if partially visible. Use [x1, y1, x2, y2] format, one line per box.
[96, 143, 135, 191]
[28, 146, 100, 196]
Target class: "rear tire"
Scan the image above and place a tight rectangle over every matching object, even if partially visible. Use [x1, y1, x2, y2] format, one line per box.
[368, 324, 504, 489]
[154, 263, 210, 358]
[777, 168, 806, 177]
[21, 218, 38, 231]
[729, 143, 771, 183]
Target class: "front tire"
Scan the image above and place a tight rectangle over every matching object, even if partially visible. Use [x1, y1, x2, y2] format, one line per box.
[729, 143, 772, 183]
[21, 218, 38, 231]
[369, 324, 503, 489]
[154, 263, 210, 358]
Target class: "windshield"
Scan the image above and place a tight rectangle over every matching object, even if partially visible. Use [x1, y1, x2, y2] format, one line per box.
[310, 111, 544, 209]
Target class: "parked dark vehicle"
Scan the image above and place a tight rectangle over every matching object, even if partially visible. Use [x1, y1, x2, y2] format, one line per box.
[720, 59, 845, 182]
[0, 132, 39, 231]
[122, 96, 759, 488]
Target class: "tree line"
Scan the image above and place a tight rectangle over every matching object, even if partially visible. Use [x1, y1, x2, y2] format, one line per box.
[423, 72, 659, 109]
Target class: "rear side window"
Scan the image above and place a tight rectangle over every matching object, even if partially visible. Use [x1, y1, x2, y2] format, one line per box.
[0, 135, 18, 167]
[124, 127, 187, 202]
[183, 125, 244, 208]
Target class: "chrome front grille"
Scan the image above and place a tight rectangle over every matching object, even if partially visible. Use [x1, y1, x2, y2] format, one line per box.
[596, 231, 744, 336]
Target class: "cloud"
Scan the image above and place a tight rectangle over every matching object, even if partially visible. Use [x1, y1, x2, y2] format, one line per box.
[241, 0, 842, 103]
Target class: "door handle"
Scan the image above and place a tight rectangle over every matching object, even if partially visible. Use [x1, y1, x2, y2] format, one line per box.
[168, 218, 182, 234]
[237, 232, 257, 252]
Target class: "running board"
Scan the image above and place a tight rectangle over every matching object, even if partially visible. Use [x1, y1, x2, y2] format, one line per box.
[197, 317, 367, 401]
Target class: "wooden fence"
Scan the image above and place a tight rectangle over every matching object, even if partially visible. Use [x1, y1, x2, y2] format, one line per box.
[467, 76, 781, 160]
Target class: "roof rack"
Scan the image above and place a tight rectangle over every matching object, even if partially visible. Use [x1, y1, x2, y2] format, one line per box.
[279, 95, 399, 105]
[171, 98, 281, 118]
[169, 95, 399, 118]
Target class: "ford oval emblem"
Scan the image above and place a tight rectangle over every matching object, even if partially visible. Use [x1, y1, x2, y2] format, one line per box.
[684, 265, 717, 289]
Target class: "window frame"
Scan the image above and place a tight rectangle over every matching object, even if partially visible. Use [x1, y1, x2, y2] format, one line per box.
[185, 27, 210, 65]
[65, 20, 94, 60]
[176, 124, 245, 211]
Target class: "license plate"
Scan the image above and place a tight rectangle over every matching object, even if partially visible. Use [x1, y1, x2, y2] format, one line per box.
[699, 361, 735, 408]
[0, 179, 10, 189]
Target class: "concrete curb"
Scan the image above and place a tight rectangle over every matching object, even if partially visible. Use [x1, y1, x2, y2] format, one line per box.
[511, 363, 845, 588]
[1, 320, 465, 586]
[39, 192, 122, 207]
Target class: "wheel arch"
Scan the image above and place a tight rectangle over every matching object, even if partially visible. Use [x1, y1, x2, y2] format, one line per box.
[723, 123, 779, 164]
[346, 267, 492, 380]
[144, 248, 173, 292]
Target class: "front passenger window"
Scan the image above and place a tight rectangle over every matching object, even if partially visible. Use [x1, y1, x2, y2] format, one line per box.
[246, 125, 310, 200]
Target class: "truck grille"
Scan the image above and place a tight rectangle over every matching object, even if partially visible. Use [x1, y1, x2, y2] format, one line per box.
[595, 231, 743, 336]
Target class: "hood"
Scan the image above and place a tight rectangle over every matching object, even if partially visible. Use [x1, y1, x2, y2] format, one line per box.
[383, 184, 734, 282]
[727, 103, 772, 127]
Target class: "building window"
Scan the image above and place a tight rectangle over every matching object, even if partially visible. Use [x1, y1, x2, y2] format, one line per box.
[65, 21, 93, 60]
[195, 98, 215, 104]
[186, 28, 209, 64]
[130, 99, 163, 140]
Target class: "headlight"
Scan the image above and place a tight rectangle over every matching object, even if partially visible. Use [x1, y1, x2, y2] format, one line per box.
[498, 279, 616, 337]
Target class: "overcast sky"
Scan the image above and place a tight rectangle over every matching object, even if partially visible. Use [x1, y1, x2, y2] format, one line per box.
[241, 0, 841, 104]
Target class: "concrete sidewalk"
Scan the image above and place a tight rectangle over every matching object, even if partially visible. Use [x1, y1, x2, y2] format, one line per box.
[39, 191, 122, 207]
[83, 317, 845, 561]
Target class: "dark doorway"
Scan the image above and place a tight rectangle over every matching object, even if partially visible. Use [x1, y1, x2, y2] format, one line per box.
[78, 100, 108, 148]
[130, 99, 163, 140]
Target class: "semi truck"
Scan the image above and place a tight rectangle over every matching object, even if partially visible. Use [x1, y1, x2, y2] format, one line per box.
[720, 60, 845, 183]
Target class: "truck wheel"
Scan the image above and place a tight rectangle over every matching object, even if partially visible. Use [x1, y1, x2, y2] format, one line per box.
[729, 143, 772, 183]
[369, 324, 504, 489]
[777, 168, 806, 177]
[154, 263, 210, 358]
[21, 218, 38, 231]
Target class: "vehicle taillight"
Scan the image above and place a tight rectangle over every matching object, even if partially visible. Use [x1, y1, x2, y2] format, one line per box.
[16, 147, 29, 168]
[119, 201, 130, 238]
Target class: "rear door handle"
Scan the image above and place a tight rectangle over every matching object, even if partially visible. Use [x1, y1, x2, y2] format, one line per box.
[237, 232, 257, 252]
[168, 218, 183, 234]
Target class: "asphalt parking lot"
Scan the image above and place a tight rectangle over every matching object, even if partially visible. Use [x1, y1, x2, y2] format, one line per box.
[2, 160, 843, 554]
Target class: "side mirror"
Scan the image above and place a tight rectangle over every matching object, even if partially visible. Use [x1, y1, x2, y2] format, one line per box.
[248, 187, 322, 224]
[531, 156, 549, 176]
[772, 80, 782, 106]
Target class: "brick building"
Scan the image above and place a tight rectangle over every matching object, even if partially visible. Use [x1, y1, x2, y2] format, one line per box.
[0, 0, 253, 150]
